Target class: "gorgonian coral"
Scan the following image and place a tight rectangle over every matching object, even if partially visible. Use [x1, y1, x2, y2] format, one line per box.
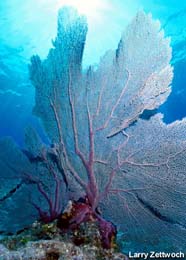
[1, 7, 186, 251]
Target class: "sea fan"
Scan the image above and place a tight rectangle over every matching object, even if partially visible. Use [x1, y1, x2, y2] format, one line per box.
[1, 7, 186, 252]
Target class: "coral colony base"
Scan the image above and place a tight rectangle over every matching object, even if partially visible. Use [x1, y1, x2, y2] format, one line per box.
[1, 6, 186, 258]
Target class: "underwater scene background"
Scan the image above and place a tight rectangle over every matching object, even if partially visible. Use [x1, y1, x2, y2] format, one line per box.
[0, 0, 186, 258]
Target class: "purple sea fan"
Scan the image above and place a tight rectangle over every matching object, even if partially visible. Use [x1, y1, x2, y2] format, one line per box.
[29, 6, 186, 251]
[1, 6, 186, 251]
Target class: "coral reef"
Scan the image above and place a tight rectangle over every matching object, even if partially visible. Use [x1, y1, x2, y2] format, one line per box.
[0, 219, 127, 260]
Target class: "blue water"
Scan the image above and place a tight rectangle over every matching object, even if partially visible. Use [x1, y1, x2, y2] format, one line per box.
[0, 0, 186, 146]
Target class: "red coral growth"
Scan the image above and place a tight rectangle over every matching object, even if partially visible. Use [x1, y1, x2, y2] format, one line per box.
[57, 197, 116, 249]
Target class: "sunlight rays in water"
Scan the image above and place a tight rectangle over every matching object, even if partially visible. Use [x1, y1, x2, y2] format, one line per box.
[55, 0, 109, 21]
